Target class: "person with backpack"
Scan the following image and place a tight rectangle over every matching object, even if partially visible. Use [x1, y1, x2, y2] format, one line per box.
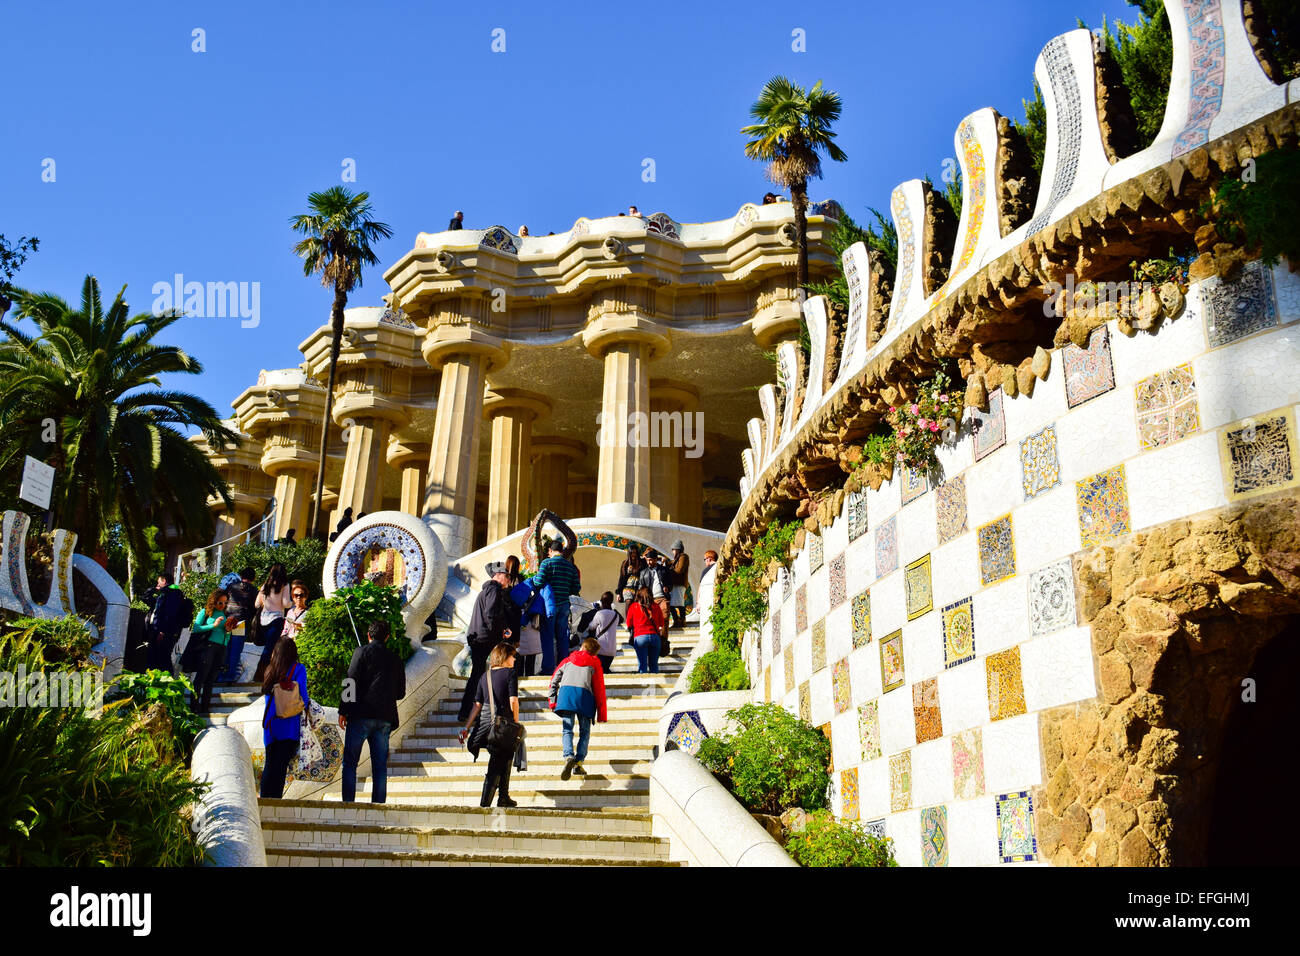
[638, 551, 672, 654]
[218, 567, 258, 682]
[589, 592, 622, 673]
[526, 539, 582, 675]
[145, 572, 189, 672]
[626, 586, 664, 674]
[549, 636, 608, 780]
[458, 642, 521, 808]
[669, 541, 690, 630]
[260, 638, 308, 799]
[253, 563, 292, 684]
[340, 620, 406, 804]
[459, 562, 520, 721]
[187, 588, 235, 714]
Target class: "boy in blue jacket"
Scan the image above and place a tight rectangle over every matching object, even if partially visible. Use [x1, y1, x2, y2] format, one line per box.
[548, 637, 607, 781]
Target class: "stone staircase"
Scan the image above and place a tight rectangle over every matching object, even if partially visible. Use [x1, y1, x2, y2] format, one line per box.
[259, 624, 697, 866]
[198, 682, 262, 727]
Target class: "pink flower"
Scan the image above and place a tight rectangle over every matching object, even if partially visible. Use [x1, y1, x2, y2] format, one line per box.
[910, 404, 920, 416]
[896, 453, 905, 461]
[929, 421, 941, 432]
[916, 418, 927, 429]
[939, 394, 948, 402]
[890, 407, 896, 413]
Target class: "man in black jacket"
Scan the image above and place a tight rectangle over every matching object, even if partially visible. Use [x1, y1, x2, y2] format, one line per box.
[458, 562, 519, 720]
[340, 620, 407, 804]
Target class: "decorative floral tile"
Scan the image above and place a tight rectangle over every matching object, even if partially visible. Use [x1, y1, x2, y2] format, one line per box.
[796, 583, 808, 633]
[851, 589, 871, 648]
[986, 646, 1027, 721]
[1063, 325, 1116, 408]
[935, 475, 968, 544]
[764, 666, 772, 702]
[812, 619, 827, 672]
[1020, 424, 1061, 499]
[770, 610, 781, 657]
[941, 596, 976, 668]
[977, 514, 1016, 585]
[1028, 559, 1076, 635]
[913, 677, 943, 744]
[864, 818, 887, 840]
[821, 722, 833, 772]
[833, 657, 852, 714]
[996, 791, 1038, 863]
[809, 533, 824, 573]
[847, 488, 869, 540]
[900, 462, 929, 505]
[904, 554, 934, 620]
[829, 552, 846, 608]
[972, 388, 1007, 462]
[841, 767, 860, 820]
[1135, 363, 1199, 450]
[1219, 409, 1299, 501]
[859, 700, 882, 761]
[920, 805, 949, 867]
[952, 728, 986, 800]
[875, 516, 899, 579]
[880, 629, 906, 693]
[799, 681, 811, 722]
[784, 648, 795, 695]
[781, 567, 792, 602]
[889, 751, 912, 812]
[1076, 465, 1131, 547]
[666, 710, 709, 755]
[1204, 259, 1278, 349]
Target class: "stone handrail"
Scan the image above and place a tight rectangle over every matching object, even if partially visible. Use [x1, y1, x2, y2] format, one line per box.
[649, 750, 795, 867]
[190, 726, 267, 867]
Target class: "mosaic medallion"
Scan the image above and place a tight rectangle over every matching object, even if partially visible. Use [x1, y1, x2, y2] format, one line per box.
[796, 583, 808, 633]
[1135, 363, 1200, 450]
[859, 700, 882, 761]
[784, 648, 795, 695]
[1020, 424, 1062, 499]
[889, 751, 912, 812]
[904, 554, 934, 620]
[913, 677, 943, 744]
[809, 532, 824, 573]
[972, 387, 1007, 461]
[1063, 326, 1116, 409]
[952, 728, 986, 800]
[1028, 559, 1076, 636]
[875, 516, 899, 579]
[799, 681, 811, 722]
[841, 768, 860, 821]
[829, 552, 847, 608]
[935, 475, 969, 544]
[941, 596, 976, 668]
[996, 791, 1038, 863]
[900, 462, 929, 505]
[1204, 258, 1278, 348]
[880, 629, 906, 693]
[847, 488, 869, 541]
[1220, 409, 1298, 501]
[851, 589, 871, 648]
[921, 805, 949, 867]
[977, 514, 1016, 585]
[812, 619, 827, 672]
[665, 710, 709, 755]
[833, 657, 852, 714]
[1076, 465, 1131, 547]
[986, 646, 1027, 721]
[864, 818, 887, 840]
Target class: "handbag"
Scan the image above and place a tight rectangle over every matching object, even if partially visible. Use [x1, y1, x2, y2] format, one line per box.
[484, 668, 523, 755]
[269, 674, 305, 722]
[518, 624, 542, 655]
[290, 701, 343, 783]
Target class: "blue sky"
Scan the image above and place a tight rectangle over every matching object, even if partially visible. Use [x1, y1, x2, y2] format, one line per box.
[2, 0, 1141, 417]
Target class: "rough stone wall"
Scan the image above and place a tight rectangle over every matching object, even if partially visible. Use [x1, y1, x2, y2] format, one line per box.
[1093, 45, 1140, 163]
[994, 114, 1037, 238]
[920, 181, 958, 298]
[1037, 490, 1300, 866]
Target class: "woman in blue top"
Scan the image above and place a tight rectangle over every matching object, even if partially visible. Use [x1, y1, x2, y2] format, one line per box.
[260, 638, 308, 799]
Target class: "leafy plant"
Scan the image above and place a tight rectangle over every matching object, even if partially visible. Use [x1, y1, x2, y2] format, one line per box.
[711, 519, 800, 654]
[1131, 246, 1194, 288]
[1014, 83, 1047, 182]
[784, 811, 899, 867]
[686, 647, 750, 694]
[109, 670, 206, 755]
[0, 614, 95, 668]
[861, 370, 964, 473]
[696, 702, 830, 814]
[294, 581, 413, 707]
[1208, 148, 1300, 267]
[178, 537, 328, 607]
[1252, 0, 1300, 80]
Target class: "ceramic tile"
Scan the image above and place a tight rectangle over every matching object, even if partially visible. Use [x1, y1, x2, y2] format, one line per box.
[859, 700, 882, 760]
[784, 648, 795, 695]
[889, 751, 912, 812]
[920, 805, 949, 867]
[799, 681, 811, 722]
[782, 567, 792, 602]
[809, 533, 824, 573]
[875, 516, 899, 578]
[796, 583, 807, 633]
[986, 646, 1027, 721]
[1219, 408, 1299, 501]
[1076, 465, 1130, 547]
[977, 514, 1016, 585]
[851, 589, 871, 648]
[904, 554, 934, 620]
[1062, 325, 1116, 408]
[1028, 559, 1076, 636]
[900, 462, 929, 505]
[1019, 424, 1061, 499]
[1135, 363, 1199, 450]
[833, 657, 852, 714]
[996, 791, 1038, 863]
[770, 610, 781, 657]
[829, 552, 847, 608]
[764, 666, 771, 702]
[1204, 259, 1278, 348]
[847, 488, 869, 541]
[913, 677, 943, 744]
[935, 474, 969, 543]
[941, 596, 976, 668]
[812, 619, 827, 672]
[864, 818, 887, 840]
[880, 629, 906, 693]
[841, 768, 860, 821]
[952, 728, 986, 800]
[666, 711, 709, 755]
[972, 388, 1007, 461]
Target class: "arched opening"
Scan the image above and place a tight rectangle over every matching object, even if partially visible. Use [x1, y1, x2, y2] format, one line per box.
[1206, 615, 1300, 865]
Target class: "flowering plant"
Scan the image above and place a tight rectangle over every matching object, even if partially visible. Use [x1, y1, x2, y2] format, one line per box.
[862, 371, 964, 472]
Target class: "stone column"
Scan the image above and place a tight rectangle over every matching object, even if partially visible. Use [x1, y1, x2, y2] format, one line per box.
[530, 437, 586, 518]
[262, 440, 319, 541]
[386, 438, 432, 517]
[422, 325, 510, 558]
[648, 380, 699, 524]
[582, 315, 670, 520]
[483, 389, 550, 543]
[567, 475, 597, 520]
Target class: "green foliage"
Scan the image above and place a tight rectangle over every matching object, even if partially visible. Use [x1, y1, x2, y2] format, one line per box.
[1014, 83, 1047, 182]
[862, 370, 964, 473]
[1131, 246, 1194, 287]
[0, 637, 205, 865]
[1, 614, 95, 668]
[711, 519, 800, 654]
[686, 646, 751, 694]
[109, 670, 206, 755]
[862, 207, 898, 275]
[104, 523, 166, 596]
[1254, 0, 1300, 80]
[1084, 3, 1173, 150]
[1209, 148, 1300, 267]
[0, 235, 38, 294]
[178, 537, 328, 607]
[784, 811, 899, 867]
[942, 167, 963, 224]
[807, 211, 871, 311]
[696, 703, 831, 814]
[295, 581, 413, 707]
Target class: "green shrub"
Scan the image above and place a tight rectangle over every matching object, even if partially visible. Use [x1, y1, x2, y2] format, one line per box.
[109, 670, 206, 755]
[711, 519, 799, 654]
[1209, 148, 1300, 267]
[785, 811, 899, 867]
[179, 538, 328, 607]
[696, 702, 830, 814]
[687, 647, 750, 694]
[0, 614, 95, 668]
[295, 581, 414, 707]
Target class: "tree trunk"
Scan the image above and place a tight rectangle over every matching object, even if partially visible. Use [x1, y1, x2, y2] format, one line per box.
[310, 282, 349, 539]
[792, 181, 810, 293]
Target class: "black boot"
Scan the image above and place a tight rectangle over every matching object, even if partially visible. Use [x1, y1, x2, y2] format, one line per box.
[497, 784, 517, 809]
[480, 774, 498, 808]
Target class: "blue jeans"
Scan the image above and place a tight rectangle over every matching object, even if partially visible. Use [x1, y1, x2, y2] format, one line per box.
[561, 712, 592, 761]
[342, 717, 392, 803]
[541, 603, 570, 674]
[219, 626, 246, 682]
[632, 633, 660, 673]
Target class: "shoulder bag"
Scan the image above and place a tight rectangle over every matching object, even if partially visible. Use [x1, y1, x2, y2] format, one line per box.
[485, 668, 523, 755]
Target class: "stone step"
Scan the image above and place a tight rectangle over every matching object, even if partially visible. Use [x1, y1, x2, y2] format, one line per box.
[411, 720, 660, 737]
[340, 782, 650, 808]
[423, 709, 664, 726]
[388, 756, 654, 775]
[261, 819, 671, 861]
[436, 688, 672, 707]
[265, 844, 680, 867]
[393, 741, 656, 761]
[260, 797, 654, 835]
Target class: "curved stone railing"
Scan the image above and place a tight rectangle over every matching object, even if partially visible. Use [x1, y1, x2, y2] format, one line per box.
[649, 750, 795, 867]
[190, 726, 267, 867]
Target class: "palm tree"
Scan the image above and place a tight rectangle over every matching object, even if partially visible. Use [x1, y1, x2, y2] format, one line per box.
[290, 186, 392, 538]
[742, 76, 848, 292]
[0, 276, 236, 559]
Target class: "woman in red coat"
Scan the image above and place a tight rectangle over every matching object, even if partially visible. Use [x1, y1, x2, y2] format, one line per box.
[625, 587, 664, 673]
